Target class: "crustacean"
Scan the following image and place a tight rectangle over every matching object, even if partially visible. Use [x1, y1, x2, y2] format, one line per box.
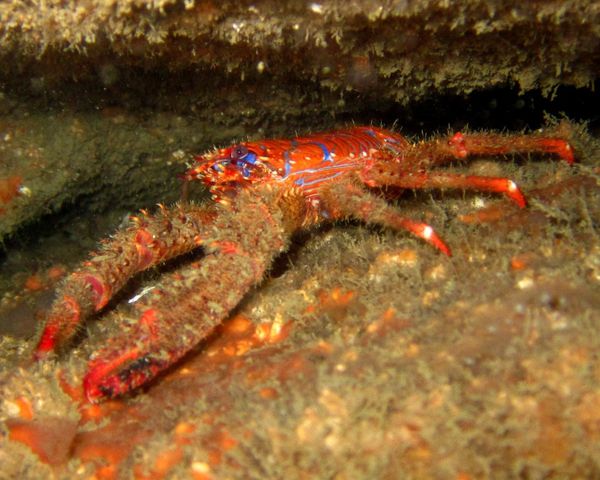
[34, 124, 575, 402]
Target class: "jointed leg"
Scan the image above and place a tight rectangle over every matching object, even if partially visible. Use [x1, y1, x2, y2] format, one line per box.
[443, 129, 574, 164]
[35, 203, 217, 358]
[320, 180, 451, 256]
[362, 125, 575, 207]
[404, 124, 575, 167]
[364, 170, 527, 207]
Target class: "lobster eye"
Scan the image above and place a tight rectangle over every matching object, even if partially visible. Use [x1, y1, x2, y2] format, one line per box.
[231, 145, 248, 161]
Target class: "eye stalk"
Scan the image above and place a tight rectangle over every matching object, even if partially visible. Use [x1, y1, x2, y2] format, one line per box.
[227, 144, 258, 179]
[229, 144, 257, 168]
[185, 143, 265, 196]
[231, 145, 249, 162]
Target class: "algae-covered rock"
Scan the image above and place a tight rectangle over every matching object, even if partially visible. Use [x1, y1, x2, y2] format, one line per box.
[1, 0, 599, 239]
[1, 0, 598, 98]
[1, 2, 600, 479]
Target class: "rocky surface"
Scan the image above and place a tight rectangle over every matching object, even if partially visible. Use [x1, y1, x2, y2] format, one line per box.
[0, 1, 599, 478]
[1, 0, 599, 239]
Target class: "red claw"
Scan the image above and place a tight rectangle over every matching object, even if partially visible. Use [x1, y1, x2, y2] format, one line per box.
[84, 347, 164, 403]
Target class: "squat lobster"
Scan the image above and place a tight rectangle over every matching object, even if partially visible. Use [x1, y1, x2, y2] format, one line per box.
[34, 123, 575, 402]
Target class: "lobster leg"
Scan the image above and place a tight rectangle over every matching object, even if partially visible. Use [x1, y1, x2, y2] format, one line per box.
[363, 170, 527, 208]
[319, 180, 451, 255]
[83, 188, 293, 402]
[403, 126, 575, 167]
[34, 203, 217, 359]
[362, 127, 575, 207]
[439, 130, 575, 165]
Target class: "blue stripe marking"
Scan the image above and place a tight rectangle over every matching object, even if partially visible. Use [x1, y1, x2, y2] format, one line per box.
[312, 142, 332, 162]
[283, 151, 292, 177]
[244, 152, 258, 165]
[282, 141, 332, 179]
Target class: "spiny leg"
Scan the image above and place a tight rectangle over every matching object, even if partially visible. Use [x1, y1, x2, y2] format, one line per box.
[442, 129, 575, 164]
[364, 170, 527, 207]
[319, 180, 451, 255]
[35, 203, 217, 358]
[362, 125, 575, 208]
[405, 123, 575, 167]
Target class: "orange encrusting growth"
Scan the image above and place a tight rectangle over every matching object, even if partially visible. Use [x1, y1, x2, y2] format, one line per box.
[14, 396, 34, 420]
[0, 175, 23, 204]
[7, 416, 78, 465]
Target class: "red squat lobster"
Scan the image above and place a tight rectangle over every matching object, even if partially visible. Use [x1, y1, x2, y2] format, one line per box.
[34, 124, 575, 402]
